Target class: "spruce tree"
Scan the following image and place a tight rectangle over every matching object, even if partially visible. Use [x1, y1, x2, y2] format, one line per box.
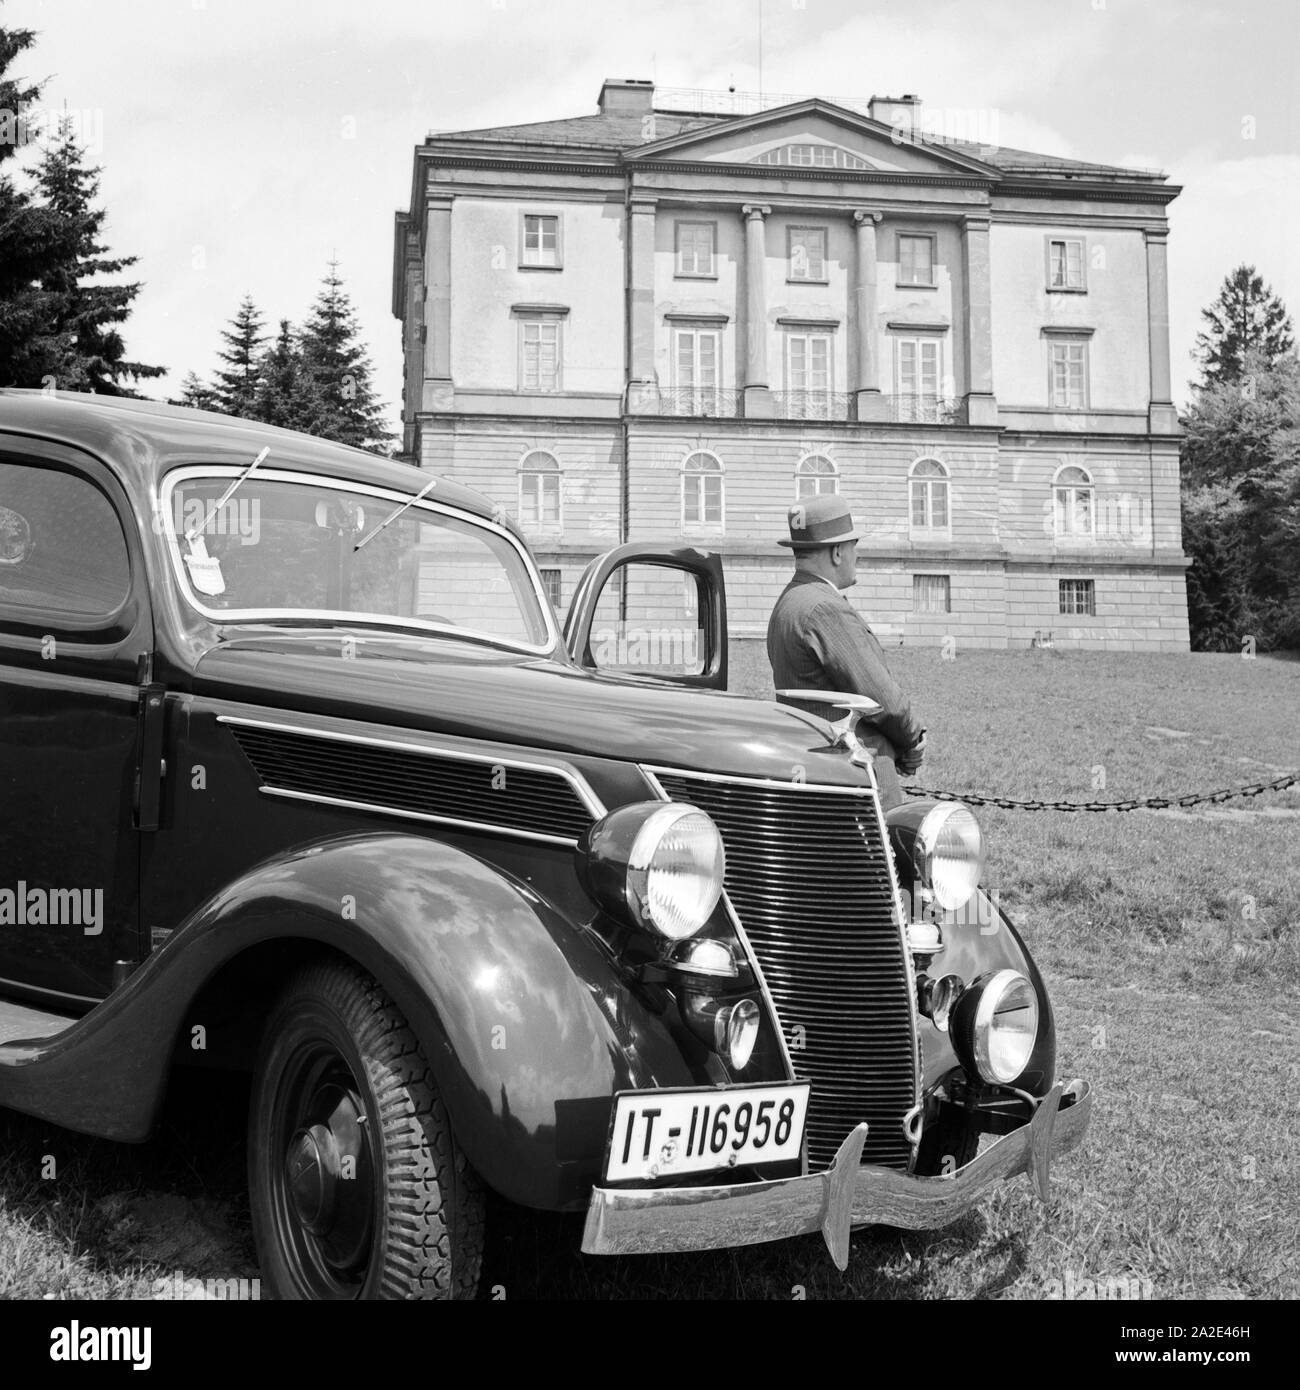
[174, 371, 220, 412]
[252, 320, 330, 435]
[1193, 264, 1295, 389]
[213, 294, 267, 417]
[34, 114, 164, 393]
[0, 17, 77, 385]
[299, 260, 394, 451]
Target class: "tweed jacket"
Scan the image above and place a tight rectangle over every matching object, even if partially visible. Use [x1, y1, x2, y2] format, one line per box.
[766, 572, 924, 759]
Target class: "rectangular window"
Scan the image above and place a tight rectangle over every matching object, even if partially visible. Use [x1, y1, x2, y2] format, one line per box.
[520, 472, 560, 526]
[910, 471, 950, 531]
[789, 227, 827, 281]
[913, 574, 951, 613]
[900, 336, 939, 397]
[1048, 237, 1085, 290]
[676, 221, 715, 277]
[683, 469, 724, 526]
[519, 319, 561, 391]
[786, 332, 832, 418]
[898, 233, 935, 286]
[521, 214, 561, 269]
[539, 567, 562, 609]
[1049, 340, 1088, 408]
[673, 328, 720, 412]
[787, 333, 831, 392]
[1059, 578, 1095, 616]
[1054, 486, 1093, 537]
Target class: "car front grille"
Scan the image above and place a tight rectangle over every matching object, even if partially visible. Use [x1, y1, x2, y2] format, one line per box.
[226, 720, 596, 845]
[652, 769, 918, 1172]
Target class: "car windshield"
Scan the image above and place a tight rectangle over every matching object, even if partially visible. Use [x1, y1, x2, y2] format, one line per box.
[162, 469, 553, 651]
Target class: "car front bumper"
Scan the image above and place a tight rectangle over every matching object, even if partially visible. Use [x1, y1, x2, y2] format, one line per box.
[582, 1079, 1091, 1269]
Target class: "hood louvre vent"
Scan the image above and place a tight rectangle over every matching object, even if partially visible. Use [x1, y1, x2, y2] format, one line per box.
[225, 719, 596, 845]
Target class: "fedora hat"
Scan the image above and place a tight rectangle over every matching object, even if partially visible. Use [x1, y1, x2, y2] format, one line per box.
[778, 494, 864, 549]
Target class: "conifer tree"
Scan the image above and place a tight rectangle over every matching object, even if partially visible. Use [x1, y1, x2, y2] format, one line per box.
[299, 260, 393, 451]
[34, 114, 164, 393]
[0, 16, 77, 385]
[213, 294, 267, 416]
[174, 371, 220, 412]
[1193, 264, 1295, 389]
[252, 320, 330, 435]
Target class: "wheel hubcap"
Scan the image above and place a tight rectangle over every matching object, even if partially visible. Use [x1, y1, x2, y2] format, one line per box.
[286, 1124, 338, 1233]
[273, 1061, 375, 1291]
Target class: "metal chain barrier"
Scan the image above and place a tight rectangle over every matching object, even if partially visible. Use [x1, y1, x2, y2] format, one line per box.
[900, 772, 1300, 812]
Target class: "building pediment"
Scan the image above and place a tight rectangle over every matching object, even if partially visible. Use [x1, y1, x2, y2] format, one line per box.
[627, 100, 1002, 180]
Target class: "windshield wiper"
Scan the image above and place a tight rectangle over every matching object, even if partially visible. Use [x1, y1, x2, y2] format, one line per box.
[184, 446, 270, 543]
[353, 476, 438, 552]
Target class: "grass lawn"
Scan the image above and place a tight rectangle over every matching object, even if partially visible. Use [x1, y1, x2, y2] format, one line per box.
[1, 648, 1297, 1299]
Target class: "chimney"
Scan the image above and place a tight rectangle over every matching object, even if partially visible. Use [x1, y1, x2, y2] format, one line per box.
[868, 93, 921, 138]
[598, 78, 655, 115]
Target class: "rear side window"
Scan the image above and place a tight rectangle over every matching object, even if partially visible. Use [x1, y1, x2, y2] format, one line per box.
[0, 460, 131, 621]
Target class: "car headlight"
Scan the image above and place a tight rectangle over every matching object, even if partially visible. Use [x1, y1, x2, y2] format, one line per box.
[581, 802, 726, 941]
[914, 803, 984, 912]
[951, 970, 1039, 1084]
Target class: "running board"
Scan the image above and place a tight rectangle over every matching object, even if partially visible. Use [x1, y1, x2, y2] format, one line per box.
[0, 996, 79, 1047]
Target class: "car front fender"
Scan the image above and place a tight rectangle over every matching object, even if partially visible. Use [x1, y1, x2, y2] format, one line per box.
[0, 832, 688, 1209]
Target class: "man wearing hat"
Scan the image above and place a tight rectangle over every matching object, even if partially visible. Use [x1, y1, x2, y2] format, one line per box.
[768, 493, 925, 809]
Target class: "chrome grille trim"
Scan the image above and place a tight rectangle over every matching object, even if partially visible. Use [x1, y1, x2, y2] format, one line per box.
[221, 715, 605, 846]
[644, 763, 920, 1173]
[639, 767, 800, 1100]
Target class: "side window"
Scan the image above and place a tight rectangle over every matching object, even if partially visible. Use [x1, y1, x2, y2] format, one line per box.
[588, 562, 705, 677]
[0, 460, 131, 624]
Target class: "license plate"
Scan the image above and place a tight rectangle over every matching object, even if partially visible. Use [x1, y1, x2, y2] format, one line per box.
[604, 1082, 810, 1182]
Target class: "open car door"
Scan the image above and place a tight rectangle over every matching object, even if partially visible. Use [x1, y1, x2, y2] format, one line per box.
[563, 543, 727, 692]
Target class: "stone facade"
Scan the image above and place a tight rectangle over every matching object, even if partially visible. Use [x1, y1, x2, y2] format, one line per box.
[393, 80, 1189, 651]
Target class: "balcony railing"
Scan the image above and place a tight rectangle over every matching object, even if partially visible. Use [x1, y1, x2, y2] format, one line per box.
[622, 387, 966, 426]
[654, 86, 874, 118]
[629, 387, 743, 418]
[772, 391, 853, 422]
[886, 394, 963, 425]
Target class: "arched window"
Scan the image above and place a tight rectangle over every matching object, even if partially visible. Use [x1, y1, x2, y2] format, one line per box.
[1053, 464, 1094, 537]
[796, 453, 839, 499]
[909, 457, 950, 533]
[519, 450, 561, 528]
[753, 143, 870, 170]
[681, 451, 724, 527]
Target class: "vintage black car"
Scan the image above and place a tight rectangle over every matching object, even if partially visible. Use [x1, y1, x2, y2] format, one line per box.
[0, 390, 1090, 1298]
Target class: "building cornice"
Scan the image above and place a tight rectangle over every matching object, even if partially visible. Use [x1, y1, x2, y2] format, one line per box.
[997, 176, 1180, 206]
[990, 208, 1171, 232]
[629, 158, 998, 189]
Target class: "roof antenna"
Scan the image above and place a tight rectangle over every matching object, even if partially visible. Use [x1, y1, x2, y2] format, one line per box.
[757, 0, 764, 103]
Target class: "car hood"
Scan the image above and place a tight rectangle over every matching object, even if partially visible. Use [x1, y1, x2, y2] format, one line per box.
[190, 634, 855, 784]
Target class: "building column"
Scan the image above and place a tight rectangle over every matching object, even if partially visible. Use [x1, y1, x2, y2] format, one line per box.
[852, 210, 886, 422]
[742, 203, 774, 418]
[961, 215, 997, 426]
[1144, 228, 1178, 434]
[626, 199, 657, 413]
[422, 196, 453, 413]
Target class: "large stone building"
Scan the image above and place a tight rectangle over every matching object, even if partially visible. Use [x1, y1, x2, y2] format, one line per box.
[392, 79, 1189, 649]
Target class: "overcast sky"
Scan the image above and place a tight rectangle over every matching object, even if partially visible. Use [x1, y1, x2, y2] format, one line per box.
[6, 0, 1298, 430]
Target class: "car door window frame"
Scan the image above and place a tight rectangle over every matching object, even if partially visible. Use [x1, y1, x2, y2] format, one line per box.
[564, 543, 728, 691]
